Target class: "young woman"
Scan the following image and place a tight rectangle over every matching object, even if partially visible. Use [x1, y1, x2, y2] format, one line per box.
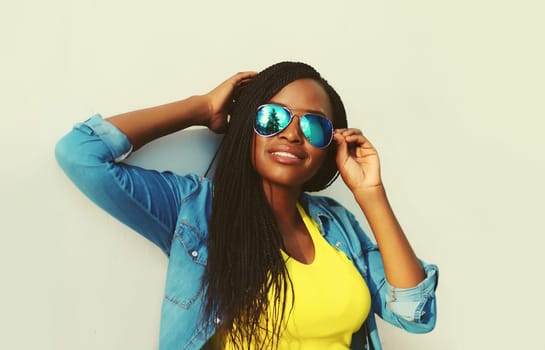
[55, 62, 438, 350]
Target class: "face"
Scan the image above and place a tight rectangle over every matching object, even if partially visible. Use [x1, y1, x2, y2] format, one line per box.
[252, 78, 334, 192]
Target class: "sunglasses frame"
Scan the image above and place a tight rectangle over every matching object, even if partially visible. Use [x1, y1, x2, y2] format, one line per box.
[254, 103, 334, 149]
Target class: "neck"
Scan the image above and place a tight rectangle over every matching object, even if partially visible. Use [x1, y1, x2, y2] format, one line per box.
[262, 181, 302, 231]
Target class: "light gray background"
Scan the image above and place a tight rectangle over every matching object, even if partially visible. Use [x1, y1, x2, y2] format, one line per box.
[1, 1, 544, 349]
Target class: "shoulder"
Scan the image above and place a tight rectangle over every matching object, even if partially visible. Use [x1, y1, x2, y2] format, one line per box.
[300, 192, 354, 219]
[301, 192, 377, 249]
[170, 173, 213, 199]
[300, 192, 361, 232]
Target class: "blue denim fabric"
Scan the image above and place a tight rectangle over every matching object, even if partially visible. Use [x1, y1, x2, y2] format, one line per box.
[55, 115, 438, 350]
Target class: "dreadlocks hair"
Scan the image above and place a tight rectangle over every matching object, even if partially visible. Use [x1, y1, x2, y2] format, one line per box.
[202, 61, 348, 349]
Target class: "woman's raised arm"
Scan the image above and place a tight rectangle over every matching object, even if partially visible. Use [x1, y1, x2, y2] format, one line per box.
[55, 72, 256, 254]
[108, 71, 257, 149]
[334, 128, 426, 288]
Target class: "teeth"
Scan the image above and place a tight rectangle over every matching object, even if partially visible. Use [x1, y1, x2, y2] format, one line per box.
[272, 151, 298, 159]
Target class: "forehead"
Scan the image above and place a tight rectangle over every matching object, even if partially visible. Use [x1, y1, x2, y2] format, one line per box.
[268, 79, 333, 120]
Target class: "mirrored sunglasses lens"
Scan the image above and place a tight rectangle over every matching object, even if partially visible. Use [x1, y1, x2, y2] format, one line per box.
[255, 105, 291, 136]
[300, 115, 333, 148]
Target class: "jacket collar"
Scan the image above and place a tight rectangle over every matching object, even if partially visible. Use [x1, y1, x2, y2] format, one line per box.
[298, 193, 331, 237]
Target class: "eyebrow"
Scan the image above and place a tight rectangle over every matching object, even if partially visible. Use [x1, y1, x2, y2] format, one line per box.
[267, 101, 327, 117]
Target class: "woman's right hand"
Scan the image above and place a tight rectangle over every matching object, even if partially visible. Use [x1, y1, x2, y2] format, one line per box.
[204, 71, 257, 133]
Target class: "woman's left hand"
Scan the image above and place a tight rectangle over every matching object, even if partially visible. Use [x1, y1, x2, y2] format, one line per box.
[334, 129, 383, 193]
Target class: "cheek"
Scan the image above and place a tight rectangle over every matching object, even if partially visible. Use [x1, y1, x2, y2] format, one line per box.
[311, 148, 329, 168]
[308, 148, 331, 177]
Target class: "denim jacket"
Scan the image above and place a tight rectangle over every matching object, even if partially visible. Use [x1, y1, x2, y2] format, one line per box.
[55, 115, 438, 350]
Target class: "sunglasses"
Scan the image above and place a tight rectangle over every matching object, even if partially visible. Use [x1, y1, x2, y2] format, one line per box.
[254, 104, 334, 148]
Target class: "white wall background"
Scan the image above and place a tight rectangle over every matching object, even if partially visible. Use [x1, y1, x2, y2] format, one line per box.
[1, 1, 544, 349]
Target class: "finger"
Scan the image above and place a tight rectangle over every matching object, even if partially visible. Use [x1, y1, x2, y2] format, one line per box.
[339, 128, 363, 137]
[334, 130, 366, 143]
[341, 129, 372, 144]
[218, 72, 256, 91]
[229, 72, 257, 99]
[232, 71, 258, 84]
[238, 77, 254, 86]
[334, 129, 364, 144]
[344, 134, 368, 145]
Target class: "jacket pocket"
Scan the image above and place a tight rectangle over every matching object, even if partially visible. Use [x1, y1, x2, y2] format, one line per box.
[164, 223, 208, 309]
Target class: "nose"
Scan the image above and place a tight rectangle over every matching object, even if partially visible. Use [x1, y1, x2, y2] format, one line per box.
[278, 115, 304, 144]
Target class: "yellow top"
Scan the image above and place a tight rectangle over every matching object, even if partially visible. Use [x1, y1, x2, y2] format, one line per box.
[212, 203, 371, 349]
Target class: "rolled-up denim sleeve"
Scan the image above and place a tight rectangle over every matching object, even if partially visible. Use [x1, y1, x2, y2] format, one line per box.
[383, 262, 438, 331]
[55, 114, 200, 255]
[365, 245, 438, 333]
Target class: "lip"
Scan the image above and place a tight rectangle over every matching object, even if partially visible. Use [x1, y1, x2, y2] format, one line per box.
[267, 144, 307, 163]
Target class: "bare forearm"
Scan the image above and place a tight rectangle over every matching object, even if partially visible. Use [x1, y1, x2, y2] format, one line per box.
[107, 95, 210, 150]
[355, 186, 425, 288]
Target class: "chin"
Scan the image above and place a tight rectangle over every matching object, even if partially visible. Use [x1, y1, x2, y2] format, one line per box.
[260, 170, 315, 190]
